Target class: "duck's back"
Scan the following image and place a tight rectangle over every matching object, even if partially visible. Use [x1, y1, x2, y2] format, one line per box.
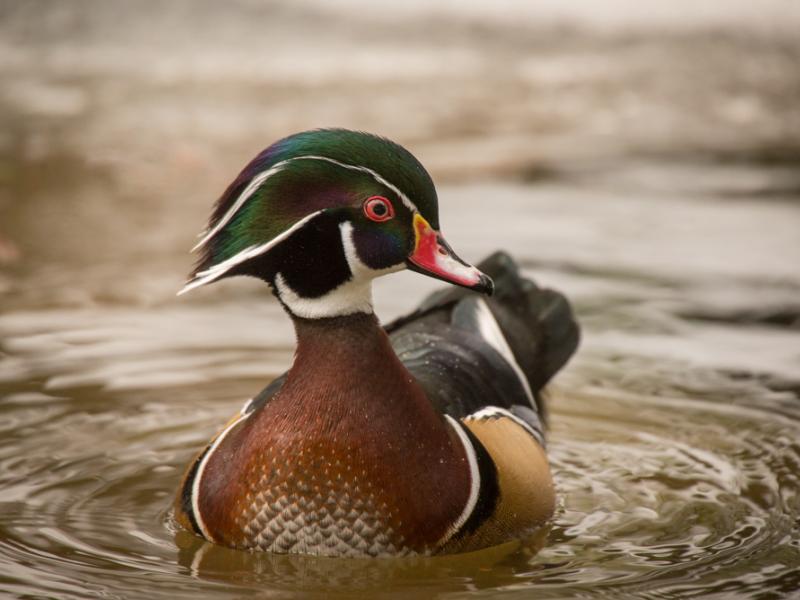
[386, 251, 579, 552]
[388, 251, 578, 436]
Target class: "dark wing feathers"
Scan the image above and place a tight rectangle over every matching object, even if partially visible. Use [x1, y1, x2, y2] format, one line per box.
[390, 327, 534, 425]
[387, 251, 580, 436]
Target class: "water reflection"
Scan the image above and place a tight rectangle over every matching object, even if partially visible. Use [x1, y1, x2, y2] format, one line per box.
[175, 530, 551, 595]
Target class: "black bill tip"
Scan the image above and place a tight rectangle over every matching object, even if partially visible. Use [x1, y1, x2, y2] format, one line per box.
[476, 273, 495, 296]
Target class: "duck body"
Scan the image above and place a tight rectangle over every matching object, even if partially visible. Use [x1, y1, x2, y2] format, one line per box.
[174, 130, 579, 556]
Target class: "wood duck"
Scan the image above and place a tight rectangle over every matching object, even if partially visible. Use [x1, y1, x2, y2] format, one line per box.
[173, 129, 579, 557]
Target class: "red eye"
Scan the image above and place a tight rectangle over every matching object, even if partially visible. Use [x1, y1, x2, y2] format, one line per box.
[363, 196, 394, 222]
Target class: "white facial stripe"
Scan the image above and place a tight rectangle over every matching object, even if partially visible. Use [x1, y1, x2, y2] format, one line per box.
[191, 410, 252, 543]
[274, 271, 374, 318]
[340, 221, 405, 279]
[177, 210, 324, 296]
[437, 415, 481, 547]
[295, 155, 417, 213]
[340, 220, 366, 276]
[474, 298, 535, 406]
[193, 161, 290, 251]
[192, 155, 418, 252]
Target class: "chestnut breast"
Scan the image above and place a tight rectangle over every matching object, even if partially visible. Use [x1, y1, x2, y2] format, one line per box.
[192, 315, 473, 556]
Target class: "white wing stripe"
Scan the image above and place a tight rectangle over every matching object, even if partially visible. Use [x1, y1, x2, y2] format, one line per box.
[474, 298, 536, 406]
[437, 415, 481, 547]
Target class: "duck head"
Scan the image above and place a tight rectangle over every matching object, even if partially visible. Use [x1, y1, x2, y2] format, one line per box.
[179, 129, 493, 318]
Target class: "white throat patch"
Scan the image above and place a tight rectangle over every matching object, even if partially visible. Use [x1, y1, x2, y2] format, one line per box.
[272, 222, 402, 319]
[274, 272, 374, 319]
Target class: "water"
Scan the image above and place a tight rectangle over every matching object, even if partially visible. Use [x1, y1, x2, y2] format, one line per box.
[2, 2, 800, 598]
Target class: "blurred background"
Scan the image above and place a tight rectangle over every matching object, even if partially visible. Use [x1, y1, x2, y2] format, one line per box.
[1, 1, 800, 598]
[1, 0, 799, 310]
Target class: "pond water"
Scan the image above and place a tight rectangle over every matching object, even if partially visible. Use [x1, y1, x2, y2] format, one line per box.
[2, 1, 800, 598]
